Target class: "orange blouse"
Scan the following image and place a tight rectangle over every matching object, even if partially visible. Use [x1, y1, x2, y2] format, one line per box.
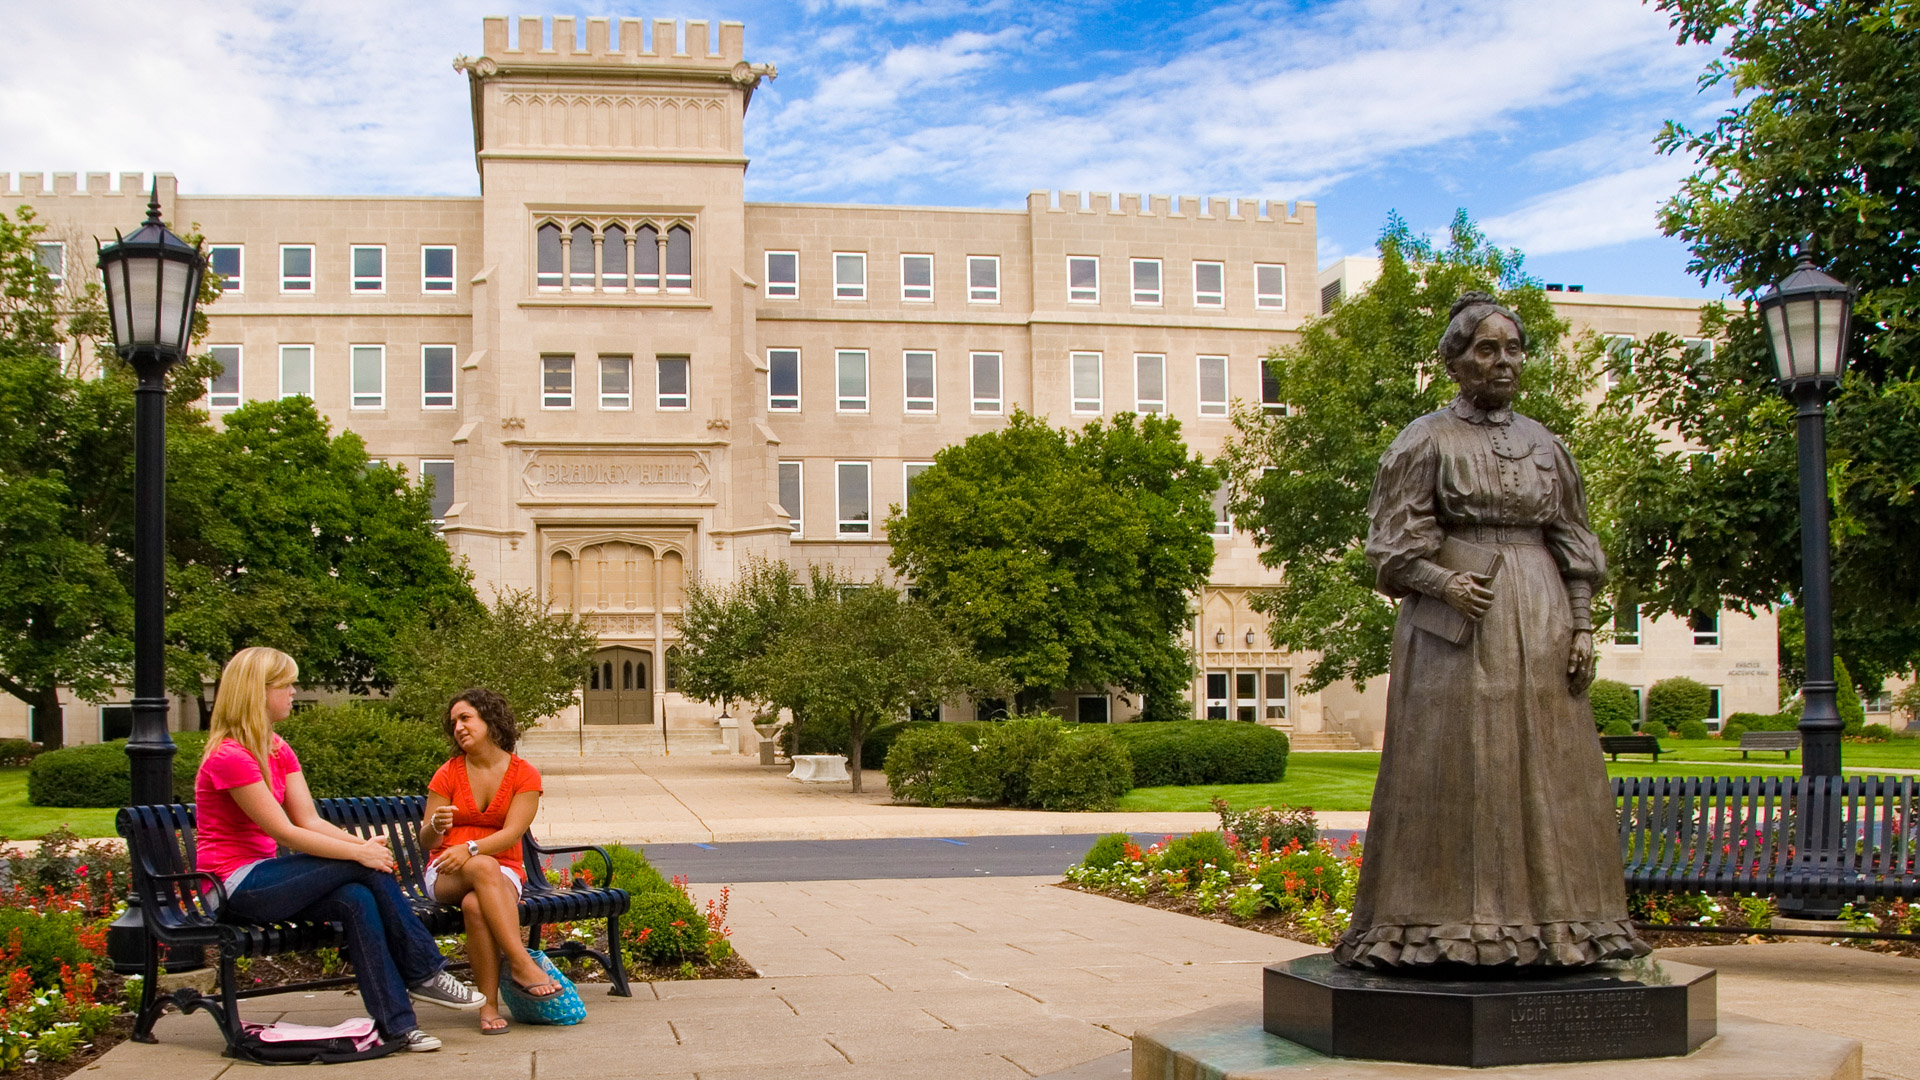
[426, 755, 543, 880]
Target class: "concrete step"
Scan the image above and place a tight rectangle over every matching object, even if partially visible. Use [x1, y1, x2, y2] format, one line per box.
[1287, 730, 1364, 751]
[519, 727, 734, 758]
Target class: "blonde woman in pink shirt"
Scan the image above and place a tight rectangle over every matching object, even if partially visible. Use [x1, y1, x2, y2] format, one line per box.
[194, 647, 483, 1052]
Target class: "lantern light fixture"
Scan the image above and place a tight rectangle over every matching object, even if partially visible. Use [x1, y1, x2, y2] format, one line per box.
[1757, 251, 1854, 390]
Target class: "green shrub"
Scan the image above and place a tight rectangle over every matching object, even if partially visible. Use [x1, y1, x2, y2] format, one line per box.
[1720, 721, 1749, 742]
[1836, 656, 1865, 736]
[1160, 830, 1232, 884]
[626, 888, 707, 964]
[882, 724, 979, 807]
[1646, 677, 1711, 731]
[1860, 723, 1894, 743]
[1081, 833, 1134, 870]
[0, 909, 90, 986]
[858, 721, 921, 771]
[1588, 679, 1639, 733]
[0, 740, 44, 767]
[1600, 718, 1635, 737]
[1028, 732, 1133, 811]
[28, 732, 207, 808]
[1213, 799, 1318, 853]
[1109, 721, 1288, 787]
[1641, 720, 1669, 739]
[973, 716, 1069, 807]
[1725, 710, 1798, 733]
[277, 703, 448, 798]
[1676, 720, 1711, 741]
[594, 843, 669, 895]
[1255, 846, 1345, 905]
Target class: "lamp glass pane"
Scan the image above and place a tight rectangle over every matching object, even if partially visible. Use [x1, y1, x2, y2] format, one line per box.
[160, 259, 193, 351]
[125, 256, 161, 346]
[1785, 296, 1822, 380]
[1816, 297, 1846, 378]
[1764, 303, 1792, 381]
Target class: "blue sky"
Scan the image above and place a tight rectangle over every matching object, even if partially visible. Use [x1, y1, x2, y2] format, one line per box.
[4, 0, 1730, 297]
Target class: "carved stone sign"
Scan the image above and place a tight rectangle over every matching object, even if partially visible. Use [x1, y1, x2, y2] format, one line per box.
[519, 449, 711, 502]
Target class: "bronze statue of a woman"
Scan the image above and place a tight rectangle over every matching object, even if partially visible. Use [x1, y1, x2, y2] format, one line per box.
[1332, 292, 1649, 969]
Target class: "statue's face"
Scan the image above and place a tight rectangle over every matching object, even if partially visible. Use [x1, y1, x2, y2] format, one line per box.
[1447, 314, 1524, 409]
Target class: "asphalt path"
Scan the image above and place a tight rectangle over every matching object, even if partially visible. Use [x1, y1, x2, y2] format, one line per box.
[641, 829, 1365, 883]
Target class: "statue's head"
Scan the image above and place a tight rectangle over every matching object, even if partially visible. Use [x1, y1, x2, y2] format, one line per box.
[1439, 291, 1527, 410]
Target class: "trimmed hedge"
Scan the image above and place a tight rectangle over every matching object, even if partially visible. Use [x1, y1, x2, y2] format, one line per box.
[882, 717, 1133, 810]
[1600, 718, 1635, 737]
[0, 739, 45, 767]
[1676, 720, 1711, 740]
[1588, 680, 1638, 733]
[28, 732, 208, 808]
[277, 704, 449, 798]
[882, 724, 978, 807]
[1108, 721, 1289, 788]
[1647, 677, 1711, 731]
[1028, 730, 1132, 812]
[1641, 720, 1670, 738]
[1726, 711, 1798, 732]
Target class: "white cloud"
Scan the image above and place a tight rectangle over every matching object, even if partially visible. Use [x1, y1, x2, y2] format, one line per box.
[1480, 158, 1695, 254]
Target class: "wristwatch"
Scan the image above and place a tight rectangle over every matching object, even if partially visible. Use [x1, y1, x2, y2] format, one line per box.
[466, 840, 480, 857]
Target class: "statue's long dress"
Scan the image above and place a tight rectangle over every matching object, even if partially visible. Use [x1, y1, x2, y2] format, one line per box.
[1332, 397, 1649, 968]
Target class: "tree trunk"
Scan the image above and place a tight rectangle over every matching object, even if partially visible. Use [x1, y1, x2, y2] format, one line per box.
[196, 694, 214, 730]
[30, 685, 63, 750]
[847, 724, 864, 794]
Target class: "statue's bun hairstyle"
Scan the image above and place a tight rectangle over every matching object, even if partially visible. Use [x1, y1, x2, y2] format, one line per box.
[1439, 290, 1528, 361]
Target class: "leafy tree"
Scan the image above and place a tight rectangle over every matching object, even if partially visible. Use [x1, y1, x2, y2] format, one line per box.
[674, 557, 813, 717]
[1610, 1, 1920, 687]
[1217, 213, 1591, 690]
[887, 410, 1217, 720]
[387, 587, 598, 727]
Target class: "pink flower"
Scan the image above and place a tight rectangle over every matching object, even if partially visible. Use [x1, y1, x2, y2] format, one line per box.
[73, 866, 87, 878]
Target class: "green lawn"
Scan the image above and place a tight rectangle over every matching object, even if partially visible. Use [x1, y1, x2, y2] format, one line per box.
[0, 769, 118, 840]
[1650, 737, 1920, 771]
[1116, 750, 1900, 814]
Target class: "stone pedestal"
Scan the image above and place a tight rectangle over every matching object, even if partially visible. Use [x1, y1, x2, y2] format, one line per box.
[1264, 955, 1714, 1066]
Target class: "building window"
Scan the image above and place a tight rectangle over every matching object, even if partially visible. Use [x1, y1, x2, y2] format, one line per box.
[1205, 671, 1228, 720]
[421, 345, 456, 409]
[1604, 334, 1635, 388]
[421, 245, 456, 293]
[1131, 258, 1162, 305]
[1071, 352, 1102, 414]
[280, 245, 314, 293]
[601, 226, 627, 290]
[1255, 263, 1286, 309]
[1691, 610, 1720, 648]
[765, 251, 798, 299]
[1197, 355, 1228, 417]
[420, 459, 455, 522]
[1068, 256, 1099, 303]
[600, 356, 632, 410]
[1211, 485, 1232, 537]
[350, 245, 385, 293]
[542, 355, 574, 409]
[836, 350, 869, 412]
[1631, 685, 1646, 723]
[901, 254, 933, 301]
[1193, 261, 1225, 307]
[536, 224, 562, 290]
[903, 462, 933, 508]
[1135, 353, 1166, 414]
[279, 345, 313, 399]
[666, 225, 693, 292]
[834, 252, 866, 300]
[568, 225, 595, 289]
[1613, 604, 1640, 647]
[207, 345, 242, 409]
[1707, 686, 1723, 721]
[779, 461, 803, 534]
[350, 345, 384, 409]
[657, 355, 690, 410]
[635, 225, 660, 290]
[837, 461, 871, 536]
[1265, 671, 1289, 720]
[903, 351, 936, 413]
[209, 245, 243, 292]
[1261, 359, 1285, 414]
[1077, 695, 1110, 724]
[34, 242, 64, 286]
[968, 256, 999, 303]
[768, 349, 800, 411]
[1683, 337, 1716, 363]
[971, 352, 1002, 414]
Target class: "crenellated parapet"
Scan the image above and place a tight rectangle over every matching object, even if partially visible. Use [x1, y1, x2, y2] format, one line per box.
[455, 17, 773, 88]
[2, 172, 176, 203]
[1026, 190, 1315, 228]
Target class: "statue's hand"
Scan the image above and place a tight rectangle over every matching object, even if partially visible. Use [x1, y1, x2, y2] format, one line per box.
[1568, 629, 1596, 695]
[1441, 572, 1495, 621]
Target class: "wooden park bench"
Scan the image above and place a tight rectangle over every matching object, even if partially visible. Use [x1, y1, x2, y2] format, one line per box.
[1613, 774, 1920, 905]
[120, 795, 633, 1057]
[1599, 734, 1664, 762]
[1738, 730, 1801, 760]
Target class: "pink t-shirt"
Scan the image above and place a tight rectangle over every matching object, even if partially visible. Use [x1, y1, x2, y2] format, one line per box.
[195, 735, 301, 881]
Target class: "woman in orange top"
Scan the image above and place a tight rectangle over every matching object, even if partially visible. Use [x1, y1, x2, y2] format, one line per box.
[418, 688, 560, 1034]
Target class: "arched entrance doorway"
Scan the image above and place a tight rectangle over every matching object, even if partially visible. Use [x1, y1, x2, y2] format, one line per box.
[584, 646, 653, 725]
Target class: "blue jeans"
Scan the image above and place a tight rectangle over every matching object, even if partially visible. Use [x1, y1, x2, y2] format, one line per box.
[224, 855, 446, 1038]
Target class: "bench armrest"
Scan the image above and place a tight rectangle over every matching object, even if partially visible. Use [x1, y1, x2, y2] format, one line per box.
[527, 840, 616, 890]
[144, 869, 229, 928]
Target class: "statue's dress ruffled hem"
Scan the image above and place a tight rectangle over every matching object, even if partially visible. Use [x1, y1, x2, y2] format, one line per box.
[1333, 919, 1650, 968]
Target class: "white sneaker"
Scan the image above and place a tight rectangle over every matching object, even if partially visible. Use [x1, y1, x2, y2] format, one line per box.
[408, 971, 484, 1010]
[402, 1029, 441, 1053]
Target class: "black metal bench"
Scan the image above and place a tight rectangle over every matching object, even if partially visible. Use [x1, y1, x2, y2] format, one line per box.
[119, 796, 632, 1056]
[1613, 775, 1920, 906]
[1599, 734, 1664, 761]
[1738, 730, 1800, 760]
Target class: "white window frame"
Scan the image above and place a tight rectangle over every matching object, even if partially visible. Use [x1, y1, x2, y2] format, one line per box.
[1255, 263, 1286, 310]
[421, 245, 457, 293]
[1683, 337, 1716, 363]
[599, 356, 632, 411]
[836, 461, 872, 537]
[1131, 258, 1162, 305]
[900, 254, 933, 302]
[1613, 604, 1641, 649]
[970, 352, 1003, 415]
[1068, 256, 1099, 304]
[1260, 358, 1286, 415]
[767, 348, 801, 411]
[656, 355, 690, 411]
[1192, 261, 1225, 308]
[350, 245, 386, 294]
[836, 350, 869, 413]
[1070, 352, 1103, 415]
[1265, 670, 1289, 721]
[1210, 484, 1232, 537]
[280, 244, 315, 293]
[903, 351, 937, 414]
[207, 345, 242, 410]
[764, 251, 798, 299]
[1134, 353, 1166, 414]
[34, 241, 64, 286]
[349, 345, 385, 410]
[278, 345, 313, 399]
[1692, 610, 1721, 649]
[967, 255, 1000, 303]
[833, 252, 867, 300]
[208, 244, 243, 293]
[1604, 334, 1635, 388]
[420, 345, 457, 410]
[779, 460, 804, 535]
[542, 355, 575, 410]
[903, 461, 934, 510]
[420, 459, 455, 523]
[1197, 355, 1228, 417]
[1707, 686, 1723, 722]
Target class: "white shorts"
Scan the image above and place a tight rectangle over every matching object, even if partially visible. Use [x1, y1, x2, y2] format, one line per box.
[423, 861, 524, 900]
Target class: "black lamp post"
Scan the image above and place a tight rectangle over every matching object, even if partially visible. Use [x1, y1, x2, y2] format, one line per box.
[97, 187, 206, 972]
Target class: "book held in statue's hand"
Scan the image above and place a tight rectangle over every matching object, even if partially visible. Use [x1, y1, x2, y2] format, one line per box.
[1411, 536, 1504, 646]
